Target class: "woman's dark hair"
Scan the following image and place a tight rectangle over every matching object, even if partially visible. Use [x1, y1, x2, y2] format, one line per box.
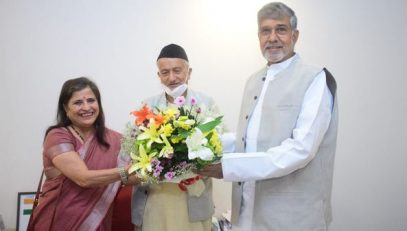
[45, 77, 110, 149]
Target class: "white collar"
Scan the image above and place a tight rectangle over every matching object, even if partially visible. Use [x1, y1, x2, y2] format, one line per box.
[267, 54, 298, 77]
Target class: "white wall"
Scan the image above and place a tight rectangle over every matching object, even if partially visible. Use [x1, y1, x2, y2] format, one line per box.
[1, 0, 406, 230]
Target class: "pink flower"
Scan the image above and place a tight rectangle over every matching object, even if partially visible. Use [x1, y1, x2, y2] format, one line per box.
[174, 96, 186, 107]
[190, 97, 197, 105]
[179, 161, 188, 168]
[164, 171, 175, 180]
[153, 165, 163, 177]
[151, 159, 161, 166]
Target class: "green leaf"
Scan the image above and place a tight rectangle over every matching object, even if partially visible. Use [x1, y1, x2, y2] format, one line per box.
[174, 144, 188, 153]
[178, 129, 192, 139]
[197, 116, 223, 133]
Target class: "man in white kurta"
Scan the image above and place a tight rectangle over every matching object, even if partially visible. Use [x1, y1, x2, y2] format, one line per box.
[198, 2, 338, 231]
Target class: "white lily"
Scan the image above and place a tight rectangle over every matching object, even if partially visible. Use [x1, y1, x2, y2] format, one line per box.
[186, 128, 214, 161]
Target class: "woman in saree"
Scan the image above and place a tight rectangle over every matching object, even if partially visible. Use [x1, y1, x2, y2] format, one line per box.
[29, 77, 138, 231]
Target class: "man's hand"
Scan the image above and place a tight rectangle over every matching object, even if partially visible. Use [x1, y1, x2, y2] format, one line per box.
[195, 163, 223, 179]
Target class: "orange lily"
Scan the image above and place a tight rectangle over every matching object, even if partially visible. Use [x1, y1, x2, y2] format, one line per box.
[131, 105, 155, 125]
[152, 114, 166, 126]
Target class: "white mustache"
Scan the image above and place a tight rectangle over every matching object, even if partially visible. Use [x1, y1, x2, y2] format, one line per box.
[265, 44, 283, 49]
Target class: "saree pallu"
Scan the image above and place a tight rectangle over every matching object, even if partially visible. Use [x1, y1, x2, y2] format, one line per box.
[30, 127, 123, 231]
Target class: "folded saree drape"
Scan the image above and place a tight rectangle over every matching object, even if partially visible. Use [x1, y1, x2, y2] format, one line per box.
[30, 128, 123, 231]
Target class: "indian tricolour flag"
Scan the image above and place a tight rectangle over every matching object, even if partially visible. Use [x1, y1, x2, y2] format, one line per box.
[17, 192, 36, 231]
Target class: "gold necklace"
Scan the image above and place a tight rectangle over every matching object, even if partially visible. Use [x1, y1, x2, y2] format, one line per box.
[71, 126, 85, 141]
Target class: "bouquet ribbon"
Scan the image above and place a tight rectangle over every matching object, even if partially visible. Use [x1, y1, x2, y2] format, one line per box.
[178, 175, 202, 192]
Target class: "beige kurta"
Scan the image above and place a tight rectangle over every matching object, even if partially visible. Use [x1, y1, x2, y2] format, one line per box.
[142, 182, 211, 231]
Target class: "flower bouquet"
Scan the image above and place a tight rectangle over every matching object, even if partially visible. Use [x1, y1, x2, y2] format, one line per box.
[121, 96, 223, 184]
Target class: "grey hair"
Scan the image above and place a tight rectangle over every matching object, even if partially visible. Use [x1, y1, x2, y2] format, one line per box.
[257, 2, 297, 30]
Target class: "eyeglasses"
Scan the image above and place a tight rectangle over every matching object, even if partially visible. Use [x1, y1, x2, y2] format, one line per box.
[259, 25, 292, 37]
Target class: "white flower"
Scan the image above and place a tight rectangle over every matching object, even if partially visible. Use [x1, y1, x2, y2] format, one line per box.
[186, 128, 214, 161]
[188, 148, 214, 161]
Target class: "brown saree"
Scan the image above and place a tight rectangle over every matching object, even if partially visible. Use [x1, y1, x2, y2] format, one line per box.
[30, 127, 124, 231]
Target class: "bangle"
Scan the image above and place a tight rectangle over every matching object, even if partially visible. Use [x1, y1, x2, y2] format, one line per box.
[118, 167, 128, 185]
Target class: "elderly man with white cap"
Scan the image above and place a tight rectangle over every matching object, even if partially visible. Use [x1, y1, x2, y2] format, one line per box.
[131, 44, 219, 231]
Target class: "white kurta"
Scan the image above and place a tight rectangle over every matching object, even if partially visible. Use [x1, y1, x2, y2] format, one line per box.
[221, 55, 333, 231]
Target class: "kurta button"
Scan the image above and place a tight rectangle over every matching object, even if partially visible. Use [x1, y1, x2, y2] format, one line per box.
[238, 182, 242, 186]
[254, 96, 258, 100]
[245, 115, 249, 120]
[144, 190, 148, 195]
[262, 77, 266, 81]
[241, 137, 244, 141]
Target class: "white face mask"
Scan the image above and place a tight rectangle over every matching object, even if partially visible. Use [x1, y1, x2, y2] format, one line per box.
[163, 83, 188, 99]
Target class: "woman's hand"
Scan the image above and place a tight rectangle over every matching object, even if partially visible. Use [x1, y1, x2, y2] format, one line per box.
[124, 163, 141, 185]
[126, 174, 140, 185]
[52, 151, 123, 188]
